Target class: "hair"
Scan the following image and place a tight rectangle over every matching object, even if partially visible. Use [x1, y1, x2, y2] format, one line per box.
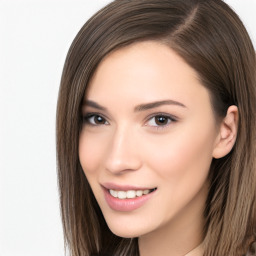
[56, 0, 256, 255]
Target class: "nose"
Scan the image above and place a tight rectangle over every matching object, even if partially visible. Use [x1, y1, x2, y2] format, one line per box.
[104, 125, 142, 175]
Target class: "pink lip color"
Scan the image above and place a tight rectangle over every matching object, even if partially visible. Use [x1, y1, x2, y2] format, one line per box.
[102, 182, 153, 191]
[102, 186, 156, 212]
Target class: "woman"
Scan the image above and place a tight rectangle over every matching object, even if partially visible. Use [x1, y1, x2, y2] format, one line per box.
[56, 0, 256, 255]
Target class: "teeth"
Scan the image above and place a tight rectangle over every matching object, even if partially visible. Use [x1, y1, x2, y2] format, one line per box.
[136, 190, 143, 197]
[127, 190, 136, 198]
[109, 189, 118, 198]
[143, 189, 150, 195]
[117, 191, 126, 199]
[109, 189, 155, 199]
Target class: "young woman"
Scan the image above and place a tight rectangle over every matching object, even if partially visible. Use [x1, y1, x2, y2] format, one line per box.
[56, 0, 256, 255]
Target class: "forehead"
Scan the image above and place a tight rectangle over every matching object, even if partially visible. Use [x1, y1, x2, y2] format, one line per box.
[85, 41, 210, 110]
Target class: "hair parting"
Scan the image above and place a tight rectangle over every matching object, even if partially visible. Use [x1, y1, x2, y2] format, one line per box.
[56, 1, 256, 255]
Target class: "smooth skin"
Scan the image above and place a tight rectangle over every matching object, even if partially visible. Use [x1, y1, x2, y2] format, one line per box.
[79, 41, 238, 256]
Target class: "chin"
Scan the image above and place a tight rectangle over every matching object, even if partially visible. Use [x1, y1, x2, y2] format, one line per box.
[104, 215, 151, 238]
[110, 228, 144, 239]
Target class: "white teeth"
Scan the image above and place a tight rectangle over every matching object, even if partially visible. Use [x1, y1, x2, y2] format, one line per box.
[126, 190, 136, 198]
[117, 191, 127, 199]
[143, 189, 150, 195]
[136, 190, 143, 197]
[109, 189, 154, 199]
[110, 189, 118, 198]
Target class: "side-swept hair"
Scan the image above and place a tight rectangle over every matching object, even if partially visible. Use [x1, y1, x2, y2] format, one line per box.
[56, 0, 256, 255]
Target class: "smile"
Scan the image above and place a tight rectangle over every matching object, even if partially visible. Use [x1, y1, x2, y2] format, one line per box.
[109, 188, 156, 199]
[102, 184, 157, 212]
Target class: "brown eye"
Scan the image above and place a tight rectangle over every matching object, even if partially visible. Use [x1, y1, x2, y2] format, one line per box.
[84, 114, 108, 125]
[93, 115, 106, 124]
[155, 116, 169, 125]
[147, 114, 175, 128]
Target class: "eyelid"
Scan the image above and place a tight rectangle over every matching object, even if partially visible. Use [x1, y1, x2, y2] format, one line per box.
[144, 112, 178, 129]
[145, 112, 178, 122]
[82, 111, 178, 129]
[82, 112, 110, 125]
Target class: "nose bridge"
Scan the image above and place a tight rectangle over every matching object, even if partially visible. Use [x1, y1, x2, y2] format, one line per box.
[105, 123, 141, 174]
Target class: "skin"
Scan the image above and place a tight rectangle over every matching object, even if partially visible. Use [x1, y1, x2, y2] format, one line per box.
[79, 41, 238, 256]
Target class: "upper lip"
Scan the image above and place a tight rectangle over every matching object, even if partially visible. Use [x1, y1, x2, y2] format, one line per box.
[101, 182, 156, 191]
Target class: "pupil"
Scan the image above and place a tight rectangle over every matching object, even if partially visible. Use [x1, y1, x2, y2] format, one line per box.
[95, 116, 104, 124]
[156, 116, 167, 125]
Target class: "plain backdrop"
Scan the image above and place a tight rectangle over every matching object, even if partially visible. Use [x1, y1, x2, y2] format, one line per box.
[0, 1, 255, 255]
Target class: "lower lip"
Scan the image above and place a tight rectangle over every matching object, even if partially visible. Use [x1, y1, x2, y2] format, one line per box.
[103, 188, 156, 212]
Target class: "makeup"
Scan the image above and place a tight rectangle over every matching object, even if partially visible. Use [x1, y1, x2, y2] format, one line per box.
[79, 41, 217, 240]
[102, 184, 157, 212]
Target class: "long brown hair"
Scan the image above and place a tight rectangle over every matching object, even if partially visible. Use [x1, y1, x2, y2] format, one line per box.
[56, 0, 256, 255]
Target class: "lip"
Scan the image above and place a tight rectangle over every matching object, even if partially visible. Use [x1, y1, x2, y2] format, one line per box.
[102, 182, 154, 191]
[101, 183, 157, 212]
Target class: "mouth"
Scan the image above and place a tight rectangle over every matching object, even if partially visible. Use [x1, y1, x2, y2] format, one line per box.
[102, 184, 157, 212]
[108, 188, 157, 199]
[101, 183, 158, 211]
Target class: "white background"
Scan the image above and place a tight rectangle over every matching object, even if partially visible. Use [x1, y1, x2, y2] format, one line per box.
[0, 1, 255, 255]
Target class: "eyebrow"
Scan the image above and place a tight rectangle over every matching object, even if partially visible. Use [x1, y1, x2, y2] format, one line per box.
[83, 100, 107, 111]
[134, 99, 186, 112]
[83, 99, 186, 112]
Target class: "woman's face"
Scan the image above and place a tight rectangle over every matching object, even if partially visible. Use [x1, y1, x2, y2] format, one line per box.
[79, 41, 220, 239]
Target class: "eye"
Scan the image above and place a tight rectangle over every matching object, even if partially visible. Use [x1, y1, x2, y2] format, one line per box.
[146, 114, 175, 127]
[83, 114, 109, 126]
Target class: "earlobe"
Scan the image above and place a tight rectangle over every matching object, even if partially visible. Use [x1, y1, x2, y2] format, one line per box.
[212, 105, 239, 159]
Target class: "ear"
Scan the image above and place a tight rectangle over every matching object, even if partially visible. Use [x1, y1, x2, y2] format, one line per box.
[212, 105, 239, 159]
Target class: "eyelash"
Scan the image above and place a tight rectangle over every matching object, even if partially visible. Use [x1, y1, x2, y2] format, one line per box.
[82, 113, 109, 126]
[82, 112, 177, 130]
[145, 113, 177, 130]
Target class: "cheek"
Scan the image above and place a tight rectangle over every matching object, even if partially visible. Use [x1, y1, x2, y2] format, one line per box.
[79, 130, 106, 177]
[139, 126, 215, 220]
[142, 126, 215, 183]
